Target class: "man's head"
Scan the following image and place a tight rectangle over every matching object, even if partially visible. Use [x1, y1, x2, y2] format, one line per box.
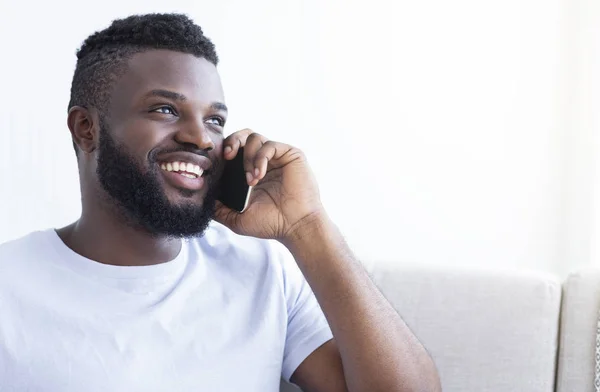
[68, 13, 227, 239]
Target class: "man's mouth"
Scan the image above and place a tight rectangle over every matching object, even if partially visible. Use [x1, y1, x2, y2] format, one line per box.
[160, 161, 204, 179]
[158, 160, 208, 192]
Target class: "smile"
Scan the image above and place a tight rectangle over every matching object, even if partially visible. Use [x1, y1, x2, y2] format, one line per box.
[160, 161, 204, 179]
[159, 160, 207, 192]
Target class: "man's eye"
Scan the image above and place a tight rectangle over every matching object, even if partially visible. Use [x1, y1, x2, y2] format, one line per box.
[206, 117, 225, 127]
[152, 106, 176, 115]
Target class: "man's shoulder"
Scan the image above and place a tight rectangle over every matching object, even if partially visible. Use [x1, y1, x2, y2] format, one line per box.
[0, 230, 55, 288]
[0, 230, 51, 261]
[191, 221, 296, 271]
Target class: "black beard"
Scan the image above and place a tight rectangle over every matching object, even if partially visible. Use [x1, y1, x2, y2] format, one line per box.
[96, 126, 218, 239]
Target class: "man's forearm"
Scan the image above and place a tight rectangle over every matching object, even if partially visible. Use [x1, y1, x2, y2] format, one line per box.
[283, 214, 441, 392]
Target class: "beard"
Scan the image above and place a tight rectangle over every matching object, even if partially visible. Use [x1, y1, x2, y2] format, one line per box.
[95, 125, 219, 239]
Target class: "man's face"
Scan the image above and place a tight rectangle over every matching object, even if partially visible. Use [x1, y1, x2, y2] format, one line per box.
[94, 50, 227, 238]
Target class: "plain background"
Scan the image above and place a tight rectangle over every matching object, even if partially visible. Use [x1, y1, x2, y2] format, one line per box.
[0, 0, 598, 277]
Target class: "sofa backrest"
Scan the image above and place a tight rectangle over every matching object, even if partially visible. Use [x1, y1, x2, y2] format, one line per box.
[368, 263, 562, 392]
[281, 263, 563, 392]
[556, 269, 600, 392]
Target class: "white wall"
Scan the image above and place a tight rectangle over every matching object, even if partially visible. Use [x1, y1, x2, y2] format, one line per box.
[0, 0, 592, 276]
[565, 0, 600, 276]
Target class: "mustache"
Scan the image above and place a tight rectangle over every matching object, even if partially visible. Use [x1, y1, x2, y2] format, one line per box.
[149, 146, 211, 161]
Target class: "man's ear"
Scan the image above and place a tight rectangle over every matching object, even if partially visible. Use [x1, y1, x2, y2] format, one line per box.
[67, 106, 100, 154]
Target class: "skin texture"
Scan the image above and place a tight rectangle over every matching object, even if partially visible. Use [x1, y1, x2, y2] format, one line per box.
[58, 49, 442, 392]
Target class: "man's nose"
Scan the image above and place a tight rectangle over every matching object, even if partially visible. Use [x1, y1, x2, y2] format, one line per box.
[174, 119, 215, 151]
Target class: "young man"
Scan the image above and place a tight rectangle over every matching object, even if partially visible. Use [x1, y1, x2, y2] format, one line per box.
[0, 13, 441, 392]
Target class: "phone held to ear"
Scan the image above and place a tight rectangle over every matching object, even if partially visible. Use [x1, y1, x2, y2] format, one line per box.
[218, 147, 252, 213]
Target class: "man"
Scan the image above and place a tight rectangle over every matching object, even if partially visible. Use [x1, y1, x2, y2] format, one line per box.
[0, 13, 441, 392]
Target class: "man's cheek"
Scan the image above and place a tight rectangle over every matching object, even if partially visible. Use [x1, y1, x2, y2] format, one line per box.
[211, 157, 225, 183]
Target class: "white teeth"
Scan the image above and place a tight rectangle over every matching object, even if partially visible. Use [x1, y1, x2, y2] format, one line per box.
[160, 161, 204, 178]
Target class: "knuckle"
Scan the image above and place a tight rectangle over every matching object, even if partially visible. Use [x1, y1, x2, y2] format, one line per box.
[263, 140, 277, 149]
[295, 149, 306, 160]
[254, 154, 265, 165]
[285, 146, 305, 162]
[225, 128, 253, 144]
[246, 132, 263, 143]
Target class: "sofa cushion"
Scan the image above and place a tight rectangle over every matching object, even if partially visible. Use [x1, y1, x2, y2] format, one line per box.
[556, 268, 600, 392]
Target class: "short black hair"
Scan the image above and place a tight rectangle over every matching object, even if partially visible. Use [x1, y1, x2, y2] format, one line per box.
[68, 13, 219, 155]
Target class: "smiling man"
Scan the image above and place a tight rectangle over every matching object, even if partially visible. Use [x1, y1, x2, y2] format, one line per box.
[0, 13, 440, 392]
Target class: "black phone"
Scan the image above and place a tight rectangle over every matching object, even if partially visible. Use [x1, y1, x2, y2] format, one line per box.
[218, 147, 251, 212]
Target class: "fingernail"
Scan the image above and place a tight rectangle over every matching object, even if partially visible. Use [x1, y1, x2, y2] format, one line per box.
[246, 172, 253, 184]
[224, 146, 232, 155]
[254, 168, 260, 177]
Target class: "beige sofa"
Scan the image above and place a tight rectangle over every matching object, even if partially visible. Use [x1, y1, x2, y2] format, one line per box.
[280, 264, 599, 392]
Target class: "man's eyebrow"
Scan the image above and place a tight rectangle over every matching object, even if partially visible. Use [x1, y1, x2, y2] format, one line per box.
[144, 90, 227, 112]
[211, 102, 228, 113]
[145, 89, 187, 101]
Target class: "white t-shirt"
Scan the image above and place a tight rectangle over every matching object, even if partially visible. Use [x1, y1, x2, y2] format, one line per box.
[0, 222, 333, 391]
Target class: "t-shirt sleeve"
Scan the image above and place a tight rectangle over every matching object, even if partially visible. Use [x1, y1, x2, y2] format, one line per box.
[272, 242, 334, 383]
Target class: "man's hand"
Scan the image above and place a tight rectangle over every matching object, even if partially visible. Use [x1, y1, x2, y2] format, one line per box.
[214, 129, 324, 241]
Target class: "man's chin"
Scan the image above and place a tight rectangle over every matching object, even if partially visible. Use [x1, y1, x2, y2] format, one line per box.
[152, 194, 216, 238]
[143, 208, 215, 239]
[161, 183, 205, 200]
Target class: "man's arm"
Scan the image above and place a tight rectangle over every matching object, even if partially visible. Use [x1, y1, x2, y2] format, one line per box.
[283, 214, 441, 392]
[214, 130, 441, 392]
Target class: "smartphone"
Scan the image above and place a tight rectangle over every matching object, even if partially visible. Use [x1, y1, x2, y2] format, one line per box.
[218, 147, 252, 212]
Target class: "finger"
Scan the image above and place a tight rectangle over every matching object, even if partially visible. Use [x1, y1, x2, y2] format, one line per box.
[252, 141, 285, 181]
[222, 128, 253, 160]
[213, 200, 241, 232]
[243, 133, 268, 183]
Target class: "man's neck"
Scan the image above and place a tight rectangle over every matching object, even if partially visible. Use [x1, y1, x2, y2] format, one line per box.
[56, 207, 182, 267]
